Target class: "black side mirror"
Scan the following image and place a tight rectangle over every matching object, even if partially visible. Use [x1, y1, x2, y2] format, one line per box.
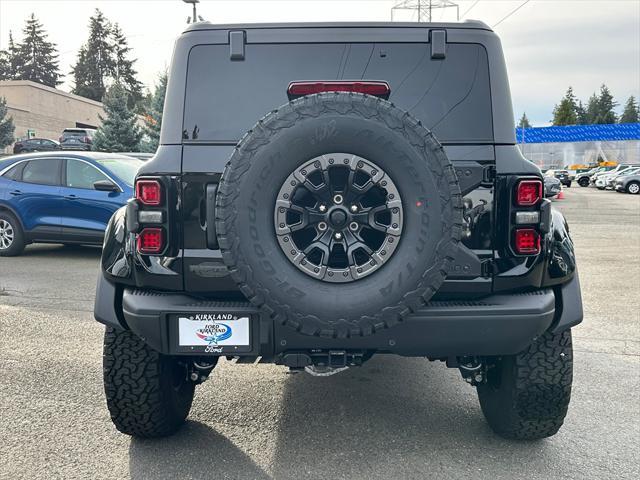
[93, 180, 120, 192]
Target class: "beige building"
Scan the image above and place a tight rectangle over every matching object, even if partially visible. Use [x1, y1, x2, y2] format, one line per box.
[0, 80, 105, 153]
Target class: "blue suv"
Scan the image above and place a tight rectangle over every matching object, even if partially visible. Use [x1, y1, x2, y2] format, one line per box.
[0, 152, 142, 256]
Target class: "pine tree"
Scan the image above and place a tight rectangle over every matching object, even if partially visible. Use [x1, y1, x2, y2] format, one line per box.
[594, 84, 617, 124]
[517, 112, 531, 128]
[0, 97, 16, 149]
[13, 14, 61, 87]
[142, 72, 167, 152]
[111, 23, 144, 110]
[575, 101, 588, 125]
[71, 9, 115, 101]
[93, 83, 142, 152]
[619, 96, 638, 124]
[585, 93, 599, 124]
[551, 87, 578, 126]
[0, 32, 21, 80]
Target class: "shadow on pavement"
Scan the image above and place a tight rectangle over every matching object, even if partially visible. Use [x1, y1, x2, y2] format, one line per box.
[269, 355, 557, 480]
[128, 421, 271, 480]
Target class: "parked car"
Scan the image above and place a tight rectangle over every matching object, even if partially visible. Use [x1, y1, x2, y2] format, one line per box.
[576, 167, 604, 187]
[0, 151, 142, 256]
[544, 175, 562, 197]
[605, 167, 640, 190]
[545, 169, 571, 187]
[615, 171, 640, 194]
[13, 138, 60, 154]
[59, 128, 96, 151]
[94, 21, 582, 441]
[592, 164, 638, 188]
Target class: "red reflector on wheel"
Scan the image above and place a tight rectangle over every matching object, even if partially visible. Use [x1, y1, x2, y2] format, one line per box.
[516, 180, 542, 206]
[137, 228, 164, 254]
[287, 81, 391, 99]
[136, 180, 162, 206]
[514, 228, 540, 255]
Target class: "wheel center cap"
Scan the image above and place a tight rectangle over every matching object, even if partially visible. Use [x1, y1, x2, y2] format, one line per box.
[329, 208, 348, 228]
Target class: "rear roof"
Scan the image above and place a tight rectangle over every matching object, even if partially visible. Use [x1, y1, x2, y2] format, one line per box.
[183, 20, 492, 33]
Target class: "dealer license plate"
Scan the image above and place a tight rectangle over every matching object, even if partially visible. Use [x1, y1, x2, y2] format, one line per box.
[178, 314, 250, 351]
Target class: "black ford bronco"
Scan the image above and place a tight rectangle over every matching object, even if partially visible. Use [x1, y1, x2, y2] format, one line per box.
[94, 21, 583, 440]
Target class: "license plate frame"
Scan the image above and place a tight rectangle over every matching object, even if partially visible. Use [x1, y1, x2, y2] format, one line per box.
[172, 313, 253, 354]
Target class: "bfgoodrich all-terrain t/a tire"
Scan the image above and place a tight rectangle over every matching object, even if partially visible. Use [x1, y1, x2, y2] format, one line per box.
[477, 329, 573, 440]
[216, 92, 463, 339]
[103, 327, 195, 438]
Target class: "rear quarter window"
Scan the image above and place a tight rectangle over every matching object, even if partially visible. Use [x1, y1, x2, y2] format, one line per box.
[183, 42, 493, 144]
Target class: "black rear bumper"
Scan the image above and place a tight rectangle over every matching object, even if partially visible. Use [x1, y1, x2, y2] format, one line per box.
[95, 273, 582, 359]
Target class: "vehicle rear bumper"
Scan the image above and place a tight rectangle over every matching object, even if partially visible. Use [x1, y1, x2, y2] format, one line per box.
[95, 273, 583, 358]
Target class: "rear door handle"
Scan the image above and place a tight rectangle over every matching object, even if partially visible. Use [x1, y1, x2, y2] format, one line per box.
[65, 194, 78, 200]
[9, 190, 22, 196]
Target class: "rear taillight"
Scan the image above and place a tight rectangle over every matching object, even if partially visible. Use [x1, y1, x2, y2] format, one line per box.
[136, 179, 162, 206]
[514, 228, 540, 255]
[58, 136, 63, 143]
[137, 227, 164, 254]
[83, 136, 91, 143]
[287, 81, 391, 99]
[515, 179, 542, 206]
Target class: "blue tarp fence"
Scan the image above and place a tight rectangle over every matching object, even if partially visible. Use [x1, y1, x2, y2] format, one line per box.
[515, 123, 640, 144]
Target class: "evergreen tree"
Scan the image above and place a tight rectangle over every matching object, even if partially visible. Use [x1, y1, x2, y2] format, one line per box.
[71, 9, 115, 101]
[594, 84, 617, 124]
[619, 96, 638, 124]
[142, 72, 167, 153]
[517, 112, 531, 128]
[551, 87, 578, 126]
[0, 97, 16, 149]
[111, 23, 144, 110]
[14, 14, 61, 87]
[585, 93, 599, 124]
[0, 32, 21, 80]
[93, 83, 142, 152]
[575, 100, 588, 125]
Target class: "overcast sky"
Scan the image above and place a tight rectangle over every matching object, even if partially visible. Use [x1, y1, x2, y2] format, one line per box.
[0, 0, 638, 126]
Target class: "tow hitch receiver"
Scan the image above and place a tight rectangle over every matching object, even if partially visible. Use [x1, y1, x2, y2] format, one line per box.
[278, 350, 366, 375]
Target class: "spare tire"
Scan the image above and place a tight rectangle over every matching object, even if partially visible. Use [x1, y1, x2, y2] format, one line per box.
[216, 92, 462, 338]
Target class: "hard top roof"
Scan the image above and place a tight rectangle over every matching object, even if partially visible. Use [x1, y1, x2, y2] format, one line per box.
[183, 20, 492, 34]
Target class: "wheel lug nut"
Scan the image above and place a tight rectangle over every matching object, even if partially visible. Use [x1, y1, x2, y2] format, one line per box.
[350, 205, 358, 213]
[333, 194, 343, 204]
[349, 222, 358, 231]
[319, 204, 327, 212]
[318, 222, 327, 231]
[334, 232, 343, 240]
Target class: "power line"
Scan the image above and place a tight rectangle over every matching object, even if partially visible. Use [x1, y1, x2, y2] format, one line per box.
[461, 0, 480, 19]
[492, 0, 531, 28]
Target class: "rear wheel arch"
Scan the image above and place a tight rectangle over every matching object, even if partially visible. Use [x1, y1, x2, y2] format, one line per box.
[0, 204, 26, 232]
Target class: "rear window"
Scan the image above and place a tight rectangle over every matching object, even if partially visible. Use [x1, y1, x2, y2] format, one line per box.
[95, 158, 143, 186]
[183, 42, 493, 144]
[63, 130, 93, 138]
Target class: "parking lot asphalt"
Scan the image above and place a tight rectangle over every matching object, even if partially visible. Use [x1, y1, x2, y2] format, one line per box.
[1, 186, 639, 480]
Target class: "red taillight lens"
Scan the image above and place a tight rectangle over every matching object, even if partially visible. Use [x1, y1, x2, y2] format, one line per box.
[514, 228, 540, 255]
[516, 180, 542, 206]
[287, 81, 391, 99]
[137, 228, 164, 254]
[136, 180, 162, 206]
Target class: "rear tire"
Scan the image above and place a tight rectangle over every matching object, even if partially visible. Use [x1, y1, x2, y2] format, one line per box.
[477, 329, 573, 440]
[577, 177, 589, 187]
[626, 181, 640, 195]
[0, 212, 25, 257]
[103, 327, 195, 438]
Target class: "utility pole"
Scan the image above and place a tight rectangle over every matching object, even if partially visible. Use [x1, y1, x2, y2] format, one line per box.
[182, 0, 200, 24]
[391, 0, 459, 22]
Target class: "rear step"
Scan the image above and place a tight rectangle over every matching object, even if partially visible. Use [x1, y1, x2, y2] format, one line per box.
[121, 288, 556, 358]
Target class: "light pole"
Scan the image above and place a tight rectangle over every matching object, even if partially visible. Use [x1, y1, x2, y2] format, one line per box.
[182, 0, 200, 23]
